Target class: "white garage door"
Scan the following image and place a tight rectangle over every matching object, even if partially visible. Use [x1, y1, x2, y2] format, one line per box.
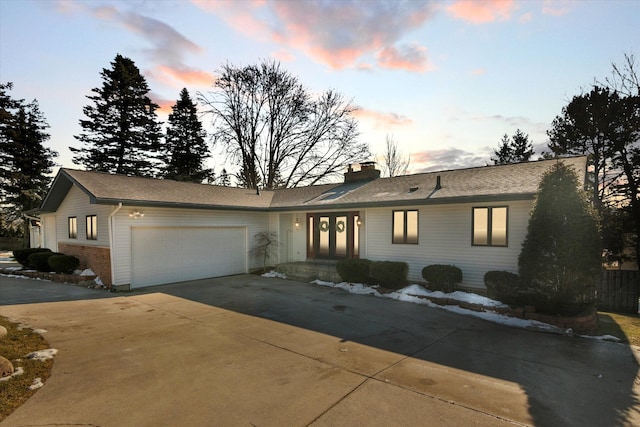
[131, 227, 247, 288]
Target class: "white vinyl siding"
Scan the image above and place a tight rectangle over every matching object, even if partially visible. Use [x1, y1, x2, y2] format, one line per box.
[363, 200, 533, 289]
[53, 186, 111, 248]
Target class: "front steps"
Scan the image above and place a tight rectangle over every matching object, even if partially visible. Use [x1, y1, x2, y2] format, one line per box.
[275, 261, 342, 283]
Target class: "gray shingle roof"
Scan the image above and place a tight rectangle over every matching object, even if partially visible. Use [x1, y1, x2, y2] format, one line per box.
[40, 156, 587, 213]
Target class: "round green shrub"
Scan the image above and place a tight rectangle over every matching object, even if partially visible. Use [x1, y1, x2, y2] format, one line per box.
[27, 251, 62, 272]
[336, 258, 372, 283]
[48, 254, 80, 274]
[369, 261, 408, 289]
[484, 271, 521, 305]
[13, 248, 52, 267]
[421, 264, 462, 293]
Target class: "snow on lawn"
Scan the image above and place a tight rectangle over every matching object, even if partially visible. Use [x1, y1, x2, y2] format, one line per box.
[28, 377, 45, 390]
[26, 349, 58, 361]
[310, 280, 621, 341]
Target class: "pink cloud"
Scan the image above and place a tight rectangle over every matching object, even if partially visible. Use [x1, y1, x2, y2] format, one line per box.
[446, 0, 515, 24]
[194, 0, 437, 72]
[352, 107, 413, 129]
[152, 65, 214, 87]
[377, 44, 433, 73]
[471, 68, 486, 75]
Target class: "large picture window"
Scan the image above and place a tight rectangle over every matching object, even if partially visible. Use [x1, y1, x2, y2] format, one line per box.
[68, 217, 77, 239]
[392, 210, 418, 244]
[86, 215, 97, 240]
[472, 207, 507, 246]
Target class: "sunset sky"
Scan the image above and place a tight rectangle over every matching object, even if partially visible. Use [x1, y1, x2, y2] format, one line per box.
[1, 0, 638, 178]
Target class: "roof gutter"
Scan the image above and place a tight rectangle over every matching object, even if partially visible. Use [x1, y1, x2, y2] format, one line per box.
[108, 202, 123, 290]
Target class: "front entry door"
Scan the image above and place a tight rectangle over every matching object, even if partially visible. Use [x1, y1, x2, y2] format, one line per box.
[307, 212, 359, 260]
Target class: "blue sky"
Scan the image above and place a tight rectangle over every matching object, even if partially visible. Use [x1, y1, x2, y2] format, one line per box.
[1, 0, 638, 177]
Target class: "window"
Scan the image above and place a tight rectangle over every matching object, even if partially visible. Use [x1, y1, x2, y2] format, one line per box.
[392, 210, 418, 244]
[86, 215, 97, 240]
[472, 207, 508, 246]
[68, 217, 77, 239]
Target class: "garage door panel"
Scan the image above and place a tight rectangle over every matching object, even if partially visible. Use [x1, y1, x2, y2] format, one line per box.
[131, 227, 246, 288]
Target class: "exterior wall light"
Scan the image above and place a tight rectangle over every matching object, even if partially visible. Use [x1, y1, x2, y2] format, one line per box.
[294, 217, 300, 228]
[129, 210, 144, 219]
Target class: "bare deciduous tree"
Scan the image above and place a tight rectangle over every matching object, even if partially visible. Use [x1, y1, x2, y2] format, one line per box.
[380, 134, 410, 177]
[199, 60, 369, 189]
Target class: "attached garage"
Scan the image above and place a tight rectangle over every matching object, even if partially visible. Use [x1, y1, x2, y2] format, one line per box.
[131, 226, 247, 288]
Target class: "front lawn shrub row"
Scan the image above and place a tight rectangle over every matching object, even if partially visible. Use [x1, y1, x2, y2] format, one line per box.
[13, 248, 52, 268]
[484, 271, 521, 305]
[336, 259, 408, 289]
[421, 264, 462, 293]
[370, 261, 408, 290]
[48, 255, 81, 274]
[336, 259, 372, 284]
[27, 251, 64, 272]
[15, 248, 80, 274]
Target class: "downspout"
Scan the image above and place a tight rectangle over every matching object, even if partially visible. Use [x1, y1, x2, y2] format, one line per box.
[108, 203, 123, 290]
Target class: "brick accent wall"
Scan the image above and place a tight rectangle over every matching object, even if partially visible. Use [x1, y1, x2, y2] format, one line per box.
[58, 243, 112, 287]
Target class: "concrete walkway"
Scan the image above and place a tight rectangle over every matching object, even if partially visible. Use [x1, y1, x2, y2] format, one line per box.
[1, 274, 639, 426]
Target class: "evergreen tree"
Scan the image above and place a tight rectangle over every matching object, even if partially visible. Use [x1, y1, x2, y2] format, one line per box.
[518, 162, 600, 314]
[491, 129, 534, 165]
[492, 134, 514, 165]
[0, 83, 57, 238]
[217, 168, 231, 186]
[71, 54, 162, 177]
[161, 88, 210, 182]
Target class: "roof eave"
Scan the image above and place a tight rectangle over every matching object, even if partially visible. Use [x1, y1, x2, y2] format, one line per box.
[90, 198, 271, 212]
[269, 193, 536, 211]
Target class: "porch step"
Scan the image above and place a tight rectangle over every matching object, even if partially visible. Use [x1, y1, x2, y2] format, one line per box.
[276, 262, 342, 283]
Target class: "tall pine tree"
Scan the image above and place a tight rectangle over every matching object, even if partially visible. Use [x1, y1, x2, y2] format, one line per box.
[491, 129, 534, 165]
[71, 54, 162, 177]
[161, 88, 210, 182]
[0, 83, 57, 238]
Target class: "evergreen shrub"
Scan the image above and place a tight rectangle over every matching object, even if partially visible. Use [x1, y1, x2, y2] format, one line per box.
[518, 162, 600, 315]
[484, 271, 521, 305]
[28, 251, 62, 272]
[336, 258, 371, 283]
[48, 254, 80, 274]
[13, 248, 52, 267]
[421, 264, 462, 293]
[369, 261, 408, 289]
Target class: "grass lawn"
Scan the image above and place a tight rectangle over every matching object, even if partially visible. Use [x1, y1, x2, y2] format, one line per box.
[597, 311, 640, 347]
[0, 316, 54, 422]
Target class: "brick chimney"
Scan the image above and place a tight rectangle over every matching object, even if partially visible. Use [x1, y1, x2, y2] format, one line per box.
[344, 162, 381, 183]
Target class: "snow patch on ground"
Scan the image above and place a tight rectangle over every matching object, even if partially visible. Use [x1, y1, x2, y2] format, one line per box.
[0, 273, 50, 282]
[28, 377, 44, 390]
[262, 271, 287, 279]
[79, 268, 96, 276]
[305, 280, 618, 336]
[0, 367, 24, 382]
[26, 349, 57, 361]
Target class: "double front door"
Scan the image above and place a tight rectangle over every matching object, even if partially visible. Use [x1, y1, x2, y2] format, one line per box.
[306, 212, 360, 260]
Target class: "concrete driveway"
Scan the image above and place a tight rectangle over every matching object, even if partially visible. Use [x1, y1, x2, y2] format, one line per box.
[1, 274, 639, 426]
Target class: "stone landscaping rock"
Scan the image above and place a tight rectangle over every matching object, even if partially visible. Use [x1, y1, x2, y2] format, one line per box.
[0, 325, 7, 339]
[0, 355, 14, 378]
